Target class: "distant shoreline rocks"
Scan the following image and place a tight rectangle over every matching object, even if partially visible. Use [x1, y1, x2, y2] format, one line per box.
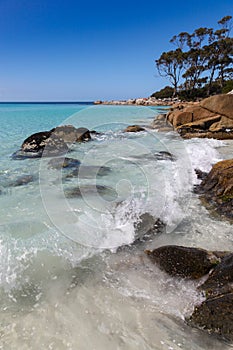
[94, 97, 180, 106]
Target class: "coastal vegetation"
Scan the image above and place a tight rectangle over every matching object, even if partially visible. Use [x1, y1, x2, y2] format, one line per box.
[153, 16, 233, 100]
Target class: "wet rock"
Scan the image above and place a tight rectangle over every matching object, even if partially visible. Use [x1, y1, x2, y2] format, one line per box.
[76, 127, 91, 142]
[199, 253, 233, 298]
[90, 130, 102, 136]
[12, 125, 91, 159]
[195, 169, 208, 181]
[188, 292, 233, 341]
[196, 159, 233, 220]
[13, 130, 69, 159]
[145, 245, 220, 279]
[48, 157, 81, 170]
[124, 125, 145, 132]
[145, 244, 233, 340]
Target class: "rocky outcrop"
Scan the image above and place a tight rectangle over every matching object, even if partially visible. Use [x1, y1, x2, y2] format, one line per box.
[124, 125, 145, 133]
[200, 94, 233, 120]
[145, 245, 220, 279]
[145, 245, 233, 340]
[12, 125, 91, 159]
[196, 159, 233, 220]
[163, 94, 233, 139]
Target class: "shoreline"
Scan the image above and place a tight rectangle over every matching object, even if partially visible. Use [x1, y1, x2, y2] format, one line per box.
[94, 96, 179, 106]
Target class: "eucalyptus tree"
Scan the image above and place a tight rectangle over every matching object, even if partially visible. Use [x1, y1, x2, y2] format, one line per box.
[155, 48, 184, 97]
[155, 15, 233, 98]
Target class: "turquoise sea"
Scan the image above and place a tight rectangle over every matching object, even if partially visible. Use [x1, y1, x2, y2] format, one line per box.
[0, 103, 232, 349]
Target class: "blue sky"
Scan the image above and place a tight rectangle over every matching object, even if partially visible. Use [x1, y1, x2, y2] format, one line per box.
[0, 0, 232, 101]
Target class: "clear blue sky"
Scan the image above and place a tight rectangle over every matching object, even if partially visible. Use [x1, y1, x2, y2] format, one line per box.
[0, 0, 232, 101]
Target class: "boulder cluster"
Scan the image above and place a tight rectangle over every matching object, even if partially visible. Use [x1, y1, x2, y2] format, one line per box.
[164, 94, 233, 139]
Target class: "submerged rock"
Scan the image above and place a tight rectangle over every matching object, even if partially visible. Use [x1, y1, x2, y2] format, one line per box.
[8, 174, 34, 187]
[65, 165, 111, 179]
[145, 245, 220, 279]
[48, 157, 81, 170]
[65, 184, 117, 200]
[124, 125, 145, 133]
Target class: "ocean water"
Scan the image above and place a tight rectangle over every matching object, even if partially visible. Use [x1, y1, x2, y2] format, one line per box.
[0, 103, 233, 349]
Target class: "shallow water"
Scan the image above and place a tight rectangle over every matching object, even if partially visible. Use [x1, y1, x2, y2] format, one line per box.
[0, 103, 232, 349]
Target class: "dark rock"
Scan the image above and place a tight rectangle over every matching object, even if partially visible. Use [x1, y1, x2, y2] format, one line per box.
[188, 292, 233, 341]
[124, 125, 145, 133]
[145, 245, 220, 279]
[12, 125, 91, 160]
[199, 253, 233, 298]
[195, 169, 208, 180]
[48, 157, 81, 170]
[76, 127, 91, 142]
[21, 130, 52, 153]
[14, 130, 69, 159]
[90, 130, 102, 135]
[154, 151, 175, 161]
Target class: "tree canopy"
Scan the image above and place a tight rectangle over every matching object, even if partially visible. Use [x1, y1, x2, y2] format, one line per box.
[155, 16, 233, 99]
